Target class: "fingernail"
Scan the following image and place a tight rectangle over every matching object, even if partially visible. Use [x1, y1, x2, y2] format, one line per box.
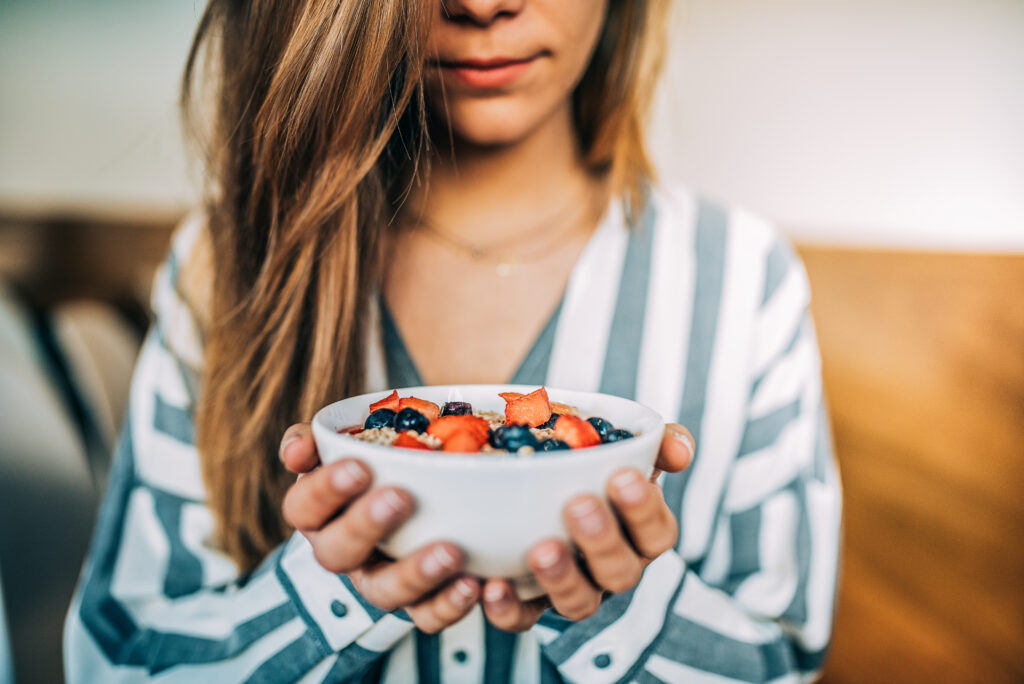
[369, 489, 409, 525]
[568, 498, 605, 536]
[670, 429, 694, 455]
[611, 470, 647, 505]
[450, 577, 476, 608]
[483, 583, 507, 605]
[279, 434, 300, 461]
[421, 544, 459, 579]
[532, 543, 566, 578]
[331, 461, 368, 492]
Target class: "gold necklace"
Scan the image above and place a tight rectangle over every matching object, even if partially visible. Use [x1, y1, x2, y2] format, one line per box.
[416, 219, 591, 276]
[411, 189, 598, 276]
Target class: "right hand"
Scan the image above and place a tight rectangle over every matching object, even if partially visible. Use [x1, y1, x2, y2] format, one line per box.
[279, 423, 480, 633]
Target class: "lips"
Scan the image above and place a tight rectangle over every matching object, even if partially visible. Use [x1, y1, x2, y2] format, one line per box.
[439, 55, 539, 89]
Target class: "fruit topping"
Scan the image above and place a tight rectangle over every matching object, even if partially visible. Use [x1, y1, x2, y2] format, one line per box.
[394, 408, 430, 434]
[537, 412, 561, 430]
[605, 429, 633, 443]
[337, 425, 364, 435]
[490, 424, 540, 452]
[587, 416, 613, 441]
[369, 390, 400, 413]
[553, 414, 601, 448]
[397, 397, 440, 422]
[441, 401, 473, 416]
[348, 386, 626, 454]
[427, 415, 491, 443]
[364, 408, 397, 430]
[502, 387, 552, 428]
[441, 430, 488, 453]
[394, 432, 431, 450]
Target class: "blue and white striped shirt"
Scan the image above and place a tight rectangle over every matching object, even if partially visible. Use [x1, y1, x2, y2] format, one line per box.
[64, 184, 841, 683]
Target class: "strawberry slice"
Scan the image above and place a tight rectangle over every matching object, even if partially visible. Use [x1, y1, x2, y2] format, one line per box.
[394, 432, 431, 450]
[427, 415, 490, 443]
[338, 426, 364, 435]
[441, 430, 488, 453]
[553, 414, 601, 448]
[499, 391, 524, 402]
[504, 387, 552, 428]
[397, 396, 440, 422]
[370, 390, 400, 413]
[551, 401, 579, 416]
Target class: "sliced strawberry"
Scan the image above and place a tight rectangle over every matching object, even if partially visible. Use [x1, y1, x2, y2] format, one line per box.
[441, 430, 487, 453]
[394, 432, 431, 450]
[397, 396, 440, 422]
[338, 426, 364, 435]
[550, 401, 579, 416]
[370, 390, 400, 413]
[553, 414, 601, 448]
[427, 415, 490, 443]
[504, 387, 552, 428]
[499, 391, 525, 402]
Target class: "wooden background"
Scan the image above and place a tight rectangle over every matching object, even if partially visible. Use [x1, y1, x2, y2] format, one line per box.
[802, 248, 1024, 683]
[2, 214, 1023, 682]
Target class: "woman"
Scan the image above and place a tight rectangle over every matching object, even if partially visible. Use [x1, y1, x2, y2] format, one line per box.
[65, 0, 841, 681]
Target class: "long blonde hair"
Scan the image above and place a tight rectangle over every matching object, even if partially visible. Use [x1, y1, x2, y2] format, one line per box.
[183, 0, 669, 572]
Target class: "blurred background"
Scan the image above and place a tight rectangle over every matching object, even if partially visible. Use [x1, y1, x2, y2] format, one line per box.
[1, 0, 1022, 682]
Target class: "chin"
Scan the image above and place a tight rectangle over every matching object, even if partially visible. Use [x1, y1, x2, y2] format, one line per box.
[434, 97, 546, 148]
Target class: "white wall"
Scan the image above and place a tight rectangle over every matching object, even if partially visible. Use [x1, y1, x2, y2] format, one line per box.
[0, 0, 200, 213]
[650, 0, 1024, 250]
[1, 0, 1022, 250]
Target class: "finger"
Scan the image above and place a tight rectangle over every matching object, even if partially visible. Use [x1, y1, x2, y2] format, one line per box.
[527, 540, 603, 621]
[655, 424, 695, 476]
[357, 542, 464, 612]
[280, 423, 321, 474]
[306, 486, 413, 573]
[607, 468, 679, 559]
[406, 576, 481, 634]
[281, 459, 372, 532]
[481, 579, 549, 633]
[564, 495, 644, 594]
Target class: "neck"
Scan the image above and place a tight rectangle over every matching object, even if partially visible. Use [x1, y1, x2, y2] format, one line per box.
[405, 104, 608, 244]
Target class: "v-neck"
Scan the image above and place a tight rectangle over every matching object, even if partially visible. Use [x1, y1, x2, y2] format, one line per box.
[377, 197, 626, 388]
[378, 293, 563, 388]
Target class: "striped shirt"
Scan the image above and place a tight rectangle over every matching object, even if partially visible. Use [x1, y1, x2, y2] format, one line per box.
[64, 184, 842, 683]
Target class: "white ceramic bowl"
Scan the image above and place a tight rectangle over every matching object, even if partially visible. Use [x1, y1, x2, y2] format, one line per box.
[312, 385, 664, 594]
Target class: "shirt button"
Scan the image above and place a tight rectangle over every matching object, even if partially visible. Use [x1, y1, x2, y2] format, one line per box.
[330, 600, 348, 618]
[593, 653, 612, 669]
[452, 650, 469, 664]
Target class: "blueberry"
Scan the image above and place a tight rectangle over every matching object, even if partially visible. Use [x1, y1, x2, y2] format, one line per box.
[604, 429, 633, 443]
[364, 408, 396, 430]
[538, 412, 561, 430]
[587, 417, 613, 441]
[441, 401, 473, 416]
[490, 424, 539, 452]
[394, 408, 430, 433]
[538, 438, 570, 452]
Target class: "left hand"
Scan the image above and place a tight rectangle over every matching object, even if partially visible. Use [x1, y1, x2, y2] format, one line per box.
[482, 423, 696, 631]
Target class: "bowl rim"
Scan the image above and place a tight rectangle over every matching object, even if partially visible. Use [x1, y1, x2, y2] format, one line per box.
[312, 384, 665, 471]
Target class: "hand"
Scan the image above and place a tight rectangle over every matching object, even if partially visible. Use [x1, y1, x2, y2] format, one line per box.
[279, 424, 481, 633]
[481, 423, 695, 631]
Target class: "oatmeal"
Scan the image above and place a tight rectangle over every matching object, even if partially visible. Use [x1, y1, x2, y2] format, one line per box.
[339, 386, 635, 454]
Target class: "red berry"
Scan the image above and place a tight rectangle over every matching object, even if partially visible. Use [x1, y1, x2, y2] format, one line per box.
[553, 414, 601, 448]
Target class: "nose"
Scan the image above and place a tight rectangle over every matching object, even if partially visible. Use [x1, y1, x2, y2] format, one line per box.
[441, 0, 525, 26]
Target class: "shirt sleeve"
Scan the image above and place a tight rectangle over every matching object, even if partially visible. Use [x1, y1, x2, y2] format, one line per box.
[531, 235, 842, 684]
[63, 218, 414, 682]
